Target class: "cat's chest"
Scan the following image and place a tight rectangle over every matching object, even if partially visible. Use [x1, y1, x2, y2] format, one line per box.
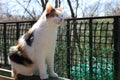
[33, 29, 57, 47]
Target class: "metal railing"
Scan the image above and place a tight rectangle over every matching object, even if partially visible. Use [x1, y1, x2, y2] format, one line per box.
[0, 16, 120, 80]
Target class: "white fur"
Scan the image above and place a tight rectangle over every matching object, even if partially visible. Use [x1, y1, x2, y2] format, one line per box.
[9, 8, 64, 79]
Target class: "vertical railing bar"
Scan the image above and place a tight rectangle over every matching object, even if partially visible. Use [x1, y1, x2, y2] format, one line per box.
[3, 23, 7, 65]
[30, 21, 35, 27]
[99, 22, 103, 80]
[104, 22, 109, 48]
[93, 22, 97, 79]
[105, 22, 109, 79]
[66, 20, 71, 79]
[89, 19, 93, 80]
[16, 22, 20, 40]
[113, 16, 120, 80]
[84, 21, 87, 79]
[111, 22, 114, 80]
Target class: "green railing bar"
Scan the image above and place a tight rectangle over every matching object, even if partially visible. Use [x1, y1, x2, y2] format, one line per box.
[89, 19, 93, 80]
[66, 20, 71, 79]
[113, 16, 120, 80]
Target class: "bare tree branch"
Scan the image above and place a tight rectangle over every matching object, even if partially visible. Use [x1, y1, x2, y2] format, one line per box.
[90, 0, 101, 16]
[40, 0, 48, 11]
[36, 0, 42, 7]
[16, 0, 35, 20]
[75, 0, 79, 17]
[45, 0, 48, 3]
[55, 0, 58, 8]
[79, 0, 86, 17]
[26, 0, 31, 10]
[55, 0, 61, 8]
[41, 0, 45, 11]
[104, 1, 120, 16]
[24, 0, 31, 13]
[58, 0, 61, 7]
[67, 0, 75, 18]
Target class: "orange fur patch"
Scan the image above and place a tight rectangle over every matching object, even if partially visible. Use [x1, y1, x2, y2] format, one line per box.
[46, 2, 53, 14]
[16, 43, 29, 60]
[27, 28, 33, 34]
[46, 9, 56, 18]
[16, 28, 33, 58]
[14, 27, 33, 58]
[15, 42, 33, 67]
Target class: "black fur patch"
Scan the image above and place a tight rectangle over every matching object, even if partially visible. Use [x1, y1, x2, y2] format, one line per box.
[24, 32, 34, 46]
[9, 51, 33, 66]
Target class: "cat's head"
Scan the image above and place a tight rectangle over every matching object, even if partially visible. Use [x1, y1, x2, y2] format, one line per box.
[41, 2, 64, 26]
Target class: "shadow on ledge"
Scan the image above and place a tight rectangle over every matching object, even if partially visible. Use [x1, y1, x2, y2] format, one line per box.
[17, 74, 70, 80]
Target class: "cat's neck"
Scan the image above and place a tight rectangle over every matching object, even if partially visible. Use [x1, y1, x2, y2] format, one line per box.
[34, 12, 47, 27]
[33, 15, 57, 30]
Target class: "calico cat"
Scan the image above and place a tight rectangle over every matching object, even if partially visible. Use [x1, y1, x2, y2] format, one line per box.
[8, 2, 64, 80]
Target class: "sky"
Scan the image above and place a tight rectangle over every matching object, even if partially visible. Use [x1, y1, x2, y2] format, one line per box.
[0, 0, 117, 17]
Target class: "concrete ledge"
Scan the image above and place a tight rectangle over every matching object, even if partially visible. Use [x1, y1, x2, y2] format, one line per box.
[0, 68, 70, 80]
[17, 74, 70, 80]
[0, 75, 70, 80]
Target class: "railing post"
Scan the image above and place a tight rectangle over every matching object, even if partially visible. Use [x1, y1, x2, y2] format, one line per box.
[16, 22, 20, 40]
[113, 16, 120, 80]
[66, 20, 71, 79]
[3, 23, 7, 65]
[89, 19, 93, 80]
[30, 21, 35, 26]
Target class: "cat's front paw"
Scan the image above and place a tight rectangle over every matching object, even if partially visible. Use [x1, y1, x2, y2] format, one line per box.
[49, 72, 58, 78]
[40, 74, 48, 80]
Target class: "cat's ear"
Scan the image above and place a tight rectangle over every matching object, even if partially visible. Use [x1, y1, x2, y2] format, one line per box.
[46, 2, 53, 14]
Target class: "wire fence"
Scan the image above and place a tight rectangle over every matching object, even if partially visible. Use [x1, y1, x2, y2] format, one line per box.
[0, 16, 120, 80]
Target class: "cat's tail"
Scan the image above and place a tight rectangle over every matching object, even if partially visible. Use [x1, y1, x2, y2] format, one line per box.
[8, 46, 33, 67]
